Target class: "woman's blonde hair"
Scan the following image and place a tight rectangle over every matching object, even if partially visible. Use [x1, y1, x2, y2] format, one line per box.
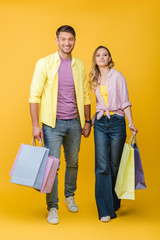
[89, 46, 114, 90]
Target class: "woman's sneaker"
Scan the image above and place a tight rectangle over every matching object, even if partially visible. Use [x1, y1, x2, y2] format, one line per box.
[47, 208, 59, 224]
[100, 216, 111, 223]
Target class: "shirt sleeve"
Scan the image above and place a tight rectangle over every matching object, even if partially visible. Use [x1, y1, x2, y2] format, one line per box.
[118, 73, 131, 109]
[82, 63, 91, 105]
[29, 59, 47, 103]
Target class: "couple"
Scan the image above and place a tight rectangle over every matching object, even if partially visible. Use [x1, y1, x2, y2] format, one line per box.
[29, 25, 137, 224]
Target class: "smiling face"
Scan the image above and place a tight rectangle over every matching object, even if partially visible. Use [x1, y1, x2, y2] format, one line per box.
[95, 48, 111, 68]
[56, 31, 76, 56]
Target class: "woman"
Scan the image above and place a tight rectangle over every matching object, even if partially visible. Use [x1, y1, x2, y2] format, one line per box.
[89, 46, 138, 222]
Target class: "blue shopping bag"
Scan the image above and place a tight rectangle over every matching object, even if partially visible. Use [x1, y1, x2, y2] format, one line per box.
[10, 140, 49, 190]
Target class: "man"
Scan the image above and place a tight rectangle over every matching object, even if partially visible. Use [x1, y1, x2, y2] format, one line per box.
[29, 25, 91, 224]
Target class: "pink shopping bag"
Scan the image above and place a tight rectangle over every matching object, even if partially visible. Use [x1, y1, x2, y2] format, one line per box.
[40, 155, 59, 193]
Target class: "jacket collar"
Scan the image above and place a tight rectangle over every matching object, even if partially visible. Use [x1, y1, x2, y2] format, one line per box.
[107, 67, 114, 78]
[55, 51, 60, 63]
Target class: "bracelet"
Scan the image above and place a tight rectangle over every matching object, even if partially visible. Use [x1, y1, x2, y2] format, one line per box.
[85, 120, 92, 125]
[129, 123, 134, 129]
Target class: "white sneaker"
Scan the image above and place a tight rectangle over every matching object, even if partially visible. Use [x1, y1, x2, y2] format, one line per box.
[65, 196, 79, 212]
[101, 216, 111, 223]
[47, 208, 59, 224]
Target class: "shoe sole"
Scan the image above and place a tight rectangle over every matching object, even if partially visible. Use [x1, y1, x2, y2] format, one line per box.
[100, 218, 111, 223]
[67, 208, 79, 213]
[47, 220, 59, 225]
[101, 220, 110, 223]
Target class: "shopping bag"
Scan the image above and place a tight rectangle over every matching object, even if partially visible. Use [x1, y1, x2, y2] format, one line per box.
[115, 137, 135, 200]
[10, 140, 49, 190]
[40, 155, 59, 193]
[132, 136, 147, 190]
[10, 143, 24, 176]
[10, 138, 42, 177]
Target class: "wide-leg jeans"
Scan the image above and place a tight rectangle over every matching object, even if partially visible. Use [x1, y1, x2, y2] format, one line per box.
[42, 118, 82, 210]
[94, 113, 126, 219]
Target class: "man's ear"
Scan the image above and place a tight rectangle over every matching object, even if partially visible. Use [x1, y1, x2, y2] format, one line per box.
[55, 38, 59, 46]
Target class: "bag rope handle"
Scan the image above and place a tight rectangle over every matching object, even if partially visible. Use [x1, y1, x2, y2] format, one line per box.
[31, 138, 44, 147]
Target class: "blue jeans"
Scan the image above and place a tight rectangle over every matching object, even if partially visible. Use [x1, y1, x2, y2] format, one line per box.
[94, 113, 126, 219]
[42, 118, 82, 210]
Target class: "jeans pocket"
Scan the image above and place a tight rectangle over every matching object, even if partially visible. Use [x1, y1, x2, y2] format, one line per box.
[93, 113, 98, 126]
[71, 118, 81, 130]
[114, 114, 125, 120]
[42, 123, 50, 133]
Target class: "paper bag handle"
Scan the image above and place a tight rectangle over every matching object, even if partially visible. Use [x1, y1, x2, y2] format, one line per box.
[128, 133, 138, 146]
[31, 138, 44, 147]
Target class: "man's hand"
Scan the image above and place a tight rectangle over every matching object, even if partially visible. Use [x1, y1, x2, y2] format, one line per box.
[32, 125, 43, 141]
[83, 105, 91, 137]
[30, 103, 43, 141]
[82, 123, 91, 138]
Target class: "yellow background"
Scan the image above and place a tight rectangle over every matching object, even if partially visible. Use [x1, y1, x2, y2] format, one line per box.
[0, 0, 160, 239]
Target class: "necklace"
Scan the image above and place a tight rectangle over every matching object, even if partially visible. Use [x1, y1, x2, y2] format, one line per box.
[100, 75, 108, 86]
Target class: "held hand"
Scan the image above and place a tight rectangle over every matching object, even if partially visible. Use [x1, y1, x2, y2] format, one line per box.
[91, 115, 96, 127]
[82, 123, 91, 138]
[32, 125, 43, 141]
